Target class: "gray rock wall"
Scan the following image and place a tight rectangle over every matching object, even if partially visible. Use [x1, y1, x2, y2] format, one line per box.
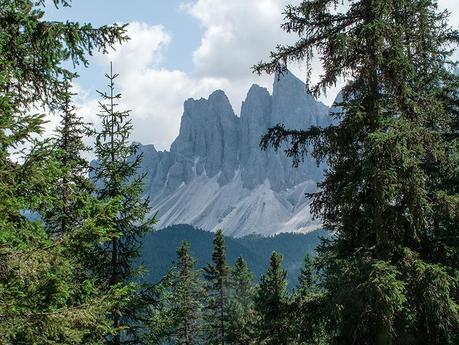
[139, 71, 336, 236]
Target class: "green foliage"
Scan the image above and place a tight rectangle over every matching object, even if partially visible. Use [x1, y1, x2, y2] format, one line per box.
[0, 0, 127, 149]
[93, 63, 156, 343]
[400, 248, 459, 344]
[141, 224, 326, 287]
[255, 0, 459, 343]
[143, 241, 328, 345]
[0, 1, 128, 343]
[141, 228, 332, 344]
[226, 257, 256, 345]
[140, 271, 179, 344]
[2, 0, 458, 344]
[140, 242, 205, 345]
[291, 255, 329, 345]
[255, 252, 292, 345]
[297, 254, 314, 294]
[326, 258, 407, 345]
[203, 229, 230, 345]
[172, 242, 205, 345]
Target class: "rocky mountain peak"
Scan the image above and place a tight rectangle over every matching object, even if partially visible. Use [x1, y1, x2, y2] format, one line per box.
[272, 69, 307, 96]
[140, 71, 333, 237]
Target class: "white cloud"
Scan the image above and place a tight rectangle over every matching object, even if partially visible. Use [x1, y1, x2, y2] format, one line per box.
[103, 22, 171, 72]
[183, 0, 309, 111]
[75, 22, 228, 151]
[70, 1, 459, 151]
[184, 0, 459, 107]
[72, 8, 306, 151]
[186, 0, 292, 79]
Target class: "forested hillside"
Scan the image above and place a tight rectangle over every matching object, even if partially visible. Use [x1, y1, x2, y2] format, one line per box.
[141, 224, 326, 286]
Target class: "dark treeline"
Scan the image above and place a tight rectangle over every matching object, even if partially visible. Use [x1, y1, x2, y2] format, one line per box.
[141, 224, 325, 287]
[254, 0, 459, 344]
[0, 1, 156, 343]
[0, 0, 458, 344]
[142, 229, 322, 345]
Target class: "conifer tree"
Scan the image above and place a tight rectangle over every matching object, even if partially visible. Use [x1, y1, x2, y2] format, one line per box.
[255, 252, 291, 345]
[292, 255, 328, 345]
[203, 229, 230, 345]
[0, 1, 127, 342]
[173, 241, 205, 345]
[226, 256, 256, 345]
[47, 79, 135, 340]
[44, 79, 113, 263]
[93, 62, 156, 344]
[255, 0, 459, 343]
[297, 254, 314, 296]
[36, 79, 126, 343]
[46, 80, 93, 230]
[141, 270, 177, 345]
[141, 242, 205, 345]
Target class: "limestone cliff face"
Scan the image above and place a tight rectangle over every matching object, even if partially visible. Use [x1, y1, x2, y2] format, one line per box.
[170, 90, 239, 184]
[141, 71, 335, 237]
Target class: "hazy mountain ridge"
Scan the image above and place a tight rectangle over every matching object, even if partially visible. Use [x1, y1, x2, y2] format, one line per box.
[140, 71, 335, 236]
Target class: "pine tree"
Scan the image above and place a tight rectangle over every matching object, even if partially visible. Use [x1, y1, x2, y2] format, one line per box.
[173, 241, 205, 345]
[292, 255, 328, 345]
[255, 252, 291, 345]
[297, 255, 314, 294]
[141, 270, 178, 345]
[140, 242, 205, 345]
[44, 79, 114, 262]
[38, 79, 126, 343]
[0, 1, 127, 343]
[226, 256, 256, 345]
[93, 62, 156, 344]
[203, 229, 230, 345]
[46, 80, 92, 232]
[255, 0, 459, 343]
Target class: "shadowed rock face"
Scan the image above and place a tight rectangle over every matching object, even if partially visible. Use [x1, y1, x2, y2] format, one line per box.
[140, 71, 336, 237]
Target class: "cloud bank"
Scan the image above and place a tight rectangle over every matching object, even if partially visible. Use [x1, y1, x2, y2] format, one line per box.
[69, 0, 458, 151]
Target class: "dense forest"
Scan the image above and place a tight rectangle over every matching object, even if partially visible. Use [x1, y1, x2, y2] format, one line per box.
[0, 0, 458, 344]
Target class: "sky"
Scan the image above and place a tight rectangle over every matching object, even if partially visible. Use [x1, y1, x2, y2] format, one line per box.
[45, 0, 459, 151]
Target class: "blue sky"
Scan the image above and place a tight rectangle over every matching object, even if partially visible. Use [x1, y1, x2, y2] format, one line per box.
[46, 1, 201, 73]
[43, 0, 459, 151]
[45, 0, 204, 96]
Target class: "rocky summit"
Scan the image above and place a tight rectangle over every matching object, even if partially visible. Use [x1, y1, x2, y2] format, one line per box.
[139, 71, 336, 237]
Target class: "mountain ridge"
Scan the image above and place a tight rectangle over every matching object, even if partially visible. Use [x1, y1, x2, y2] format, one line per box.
[140, 71, 335, 237]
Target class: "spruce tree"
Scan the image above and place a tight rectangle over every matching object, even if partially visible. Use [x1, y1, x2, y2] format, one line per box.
[37, 79, 125, 343]
[203, 229, 229, 345]
[255, 0, 459, 343]
[93, 62, 156, 344]
[173, 241, 205, 345]
[44, 79, 113, 259]
[255, 252, 291, 345]
[226, 256, 256, 345]
[292, 255, 328, 345]
[141, 242, 205, 345]
[0, 1, 127, 342]
[133, 269, 176, 344]
[297, 254, 314, 296]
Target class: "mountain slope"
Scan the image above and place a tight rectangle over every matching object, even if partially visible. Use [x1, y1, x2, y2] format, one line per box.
[140, 71, 333, 236]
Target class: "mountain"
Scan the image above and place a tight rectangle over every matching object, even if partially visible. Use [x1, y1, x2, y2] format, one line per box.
[140, 71, 333, 237]
[141, 224, 327, 287]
